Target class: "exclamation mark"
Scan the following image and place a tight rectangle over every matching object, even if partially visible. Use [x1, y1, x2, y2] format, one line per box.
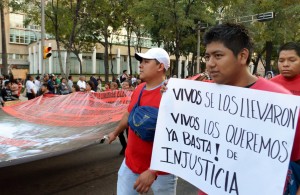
[214, 143, 220, 161]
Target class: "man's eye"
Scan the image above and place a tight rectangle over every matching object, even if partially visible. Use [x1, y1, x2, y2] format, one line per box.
[215, 54, 222, 58]
[204, 56, 210, 61]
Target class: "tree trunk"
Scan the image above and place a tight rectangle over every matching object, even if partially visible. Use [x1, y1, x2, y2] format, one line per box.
[109, 42, 115, 78]
[127, 27, 132, 75]
[104, 33, 109, 82]
[0, 2, 8, 75]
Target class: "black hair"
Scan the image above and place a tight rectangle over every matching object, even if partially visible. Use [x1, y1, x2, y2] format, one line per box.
[36, 76, 40, 80]
[42, 83, 50, 90]
[68, 75, 72, 80]
[72, 84, 80, 92]
[279, 42, 300, 57]
[4, 80, 10, 86]
[123, 79, 132, 87]
[86, 80, 95, 90]
[203, 23, 253, 64]
[123, 70, 127, 73]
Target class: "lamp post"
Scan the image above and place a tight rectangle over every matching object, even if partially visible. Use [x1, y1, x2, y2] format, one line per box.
[41, 0, 45, 75]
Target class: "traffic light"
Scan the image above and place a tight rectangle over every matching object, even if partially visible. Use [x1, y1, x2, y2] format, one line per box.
[43, 46, 52, 59]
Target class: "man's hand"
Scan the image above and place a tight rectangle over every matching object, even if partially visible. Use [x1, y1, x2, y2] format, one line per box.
[108, 131, 117, 144]
[160, 80, 168, 94]
[133, 170, 157, 193]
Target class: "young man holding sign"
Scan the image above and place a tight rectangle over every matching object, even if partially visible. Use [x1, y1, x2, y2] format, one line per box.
[202, 23, 300, 195]
[162, 23, 300, 195]
[108, 48, 177, 195]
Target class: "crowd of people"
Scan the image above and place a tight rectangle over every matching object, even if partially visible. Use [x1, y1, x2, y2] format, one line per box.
[0, 22, 299, 195]
[0, 72, 143, 106]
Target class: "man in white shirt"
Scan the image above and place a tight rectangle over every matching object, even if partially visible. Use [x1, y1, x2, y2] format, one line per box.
[77, 75, 86, 91]
[26, 75, 36, 100]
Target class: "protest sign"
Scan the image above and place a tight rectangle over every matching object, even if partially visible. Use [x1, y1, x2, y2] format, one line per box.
[151, 78, 300, 195]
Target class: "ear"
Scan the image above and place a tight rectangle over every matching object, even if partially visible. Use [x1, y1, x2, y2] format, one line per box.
[157, 63, 165, 72]
[239, 48, 249, 65]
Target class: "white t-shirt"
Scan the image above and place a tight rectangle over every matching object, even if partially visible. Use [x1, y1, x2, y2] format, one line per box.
[26, 80, 36, 94]
[77, 80, 86, 91]
[68, 80, 73, 92]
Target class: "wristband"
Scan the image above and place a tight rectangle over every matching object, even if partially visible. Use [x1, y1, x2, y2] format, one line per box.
[148, 169, 158, 180]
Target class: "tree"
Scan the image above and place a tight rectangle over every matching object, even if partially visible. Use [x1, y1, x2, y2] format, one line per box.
[87, 0, 123, 82]
[21, 0, 95, 77]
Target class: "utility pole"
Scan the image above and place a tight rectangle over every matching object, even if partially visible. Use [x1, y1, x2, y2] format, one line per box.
[41, 0, 45, 75]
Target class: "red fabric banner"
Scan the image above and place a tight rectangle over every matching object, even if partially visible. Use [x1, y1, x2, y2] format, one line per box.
[2, 90, 132, 127]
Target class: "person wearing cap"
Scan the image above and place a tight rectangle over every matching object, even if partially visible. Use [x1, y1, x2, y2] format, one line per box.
[271, 42, 300, 96]
[108, 48, 177, 195]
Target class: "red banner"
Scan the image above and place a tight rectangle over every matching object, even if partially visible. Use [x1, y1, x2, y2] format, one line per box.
[0, 91, 132, 167]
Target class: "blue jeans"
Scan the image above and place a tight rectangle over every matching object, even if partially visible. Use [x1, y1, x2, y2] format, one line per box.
[117, 159, 177, 195]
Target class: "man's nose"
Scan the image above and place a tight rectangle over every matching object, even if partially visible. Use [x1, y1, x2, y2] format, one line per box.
[206, 57, 215, 68]
[282, 60, 290, 67]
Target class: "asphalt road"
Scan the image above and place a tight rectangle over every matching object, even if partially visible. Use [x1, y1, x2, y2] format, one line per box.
[0, 141, 198, 195]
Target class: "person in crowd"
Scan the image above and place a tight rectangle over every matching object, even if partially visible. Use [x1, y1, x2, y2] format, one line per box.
[56, 75, 62, 85]
[271, 42, 300, 96]
[110, 82, 119, 91]
[90, 75, 98, 91]
[1, 81, 18, 102]
[161, 23, 300, 195]
[71, 84, 80, 93]
[265, 71, 274, 80]
[34, 76, 42, 96]
[25, 74, 36, 100]
[48, 74, 58, 94]
[43, 73, 50, 85]
[103, 82, 111, 91]
[40, 83, 53, 95]
[113, 76, 121, 88]
[85, 81, 95, 93]
[77, 75, 86, 92]
[17, 78, 23, 97]
[131, 75, 137, 86]
[108, 48, 177, 194]
[59, 78, 71, 95]
[120, 70, 129, 83]
[10, 80, 20, 99]
[68, 75, 74, 93]
[96, 78, 102, 92]
[2, 75, 9, 89]
[122, 80, 134, 91]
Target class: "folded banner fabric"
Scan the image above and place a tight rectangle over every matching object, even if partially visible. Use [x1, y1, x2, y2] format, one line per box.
[0, 90, 132, 167]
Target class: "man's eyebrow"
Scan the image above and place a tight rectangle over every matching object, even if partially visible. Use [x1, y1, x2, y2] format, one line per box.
[205, 50, 223, 55]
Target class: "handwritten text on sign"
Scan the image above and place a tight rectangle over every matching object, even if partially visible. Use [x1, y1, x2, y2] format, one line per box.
[150, 78, 299, 195]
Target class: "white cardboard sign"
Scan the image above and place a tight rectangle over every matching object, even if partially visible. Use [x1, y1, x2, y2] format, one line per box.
[151, 78, 300, 195]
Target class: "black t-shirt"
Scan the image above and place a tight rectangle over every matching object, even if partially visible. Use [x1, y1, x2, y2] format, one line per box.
[1, 88, 14, 101]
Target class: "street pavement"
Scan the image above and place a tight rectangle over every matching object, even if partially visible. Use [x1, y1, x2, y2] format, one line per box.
[0, 140, 198, 195]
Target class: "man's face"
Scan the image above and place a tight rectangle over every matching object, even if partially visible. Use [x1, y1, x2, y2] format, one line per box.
[41, 86, 46, 92]
[139, 59, 161, 81]
[278, 50, 300, 78]
[205, 42, 244, 85]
